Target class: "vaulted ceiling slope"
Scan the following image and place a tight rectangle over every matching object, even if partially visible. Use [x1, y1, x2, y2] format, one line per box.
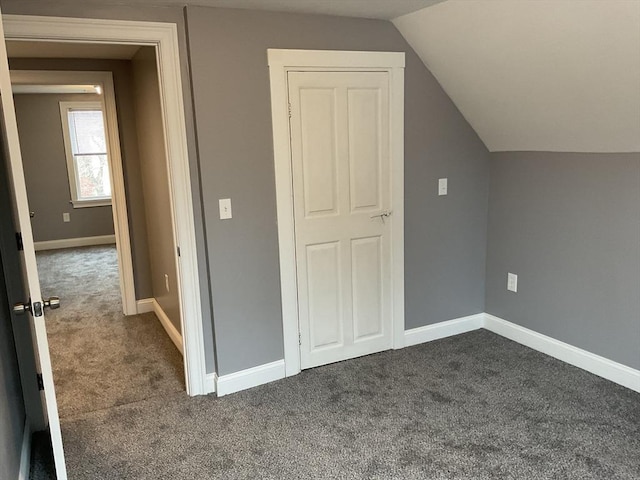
[394, 0, 640, 152]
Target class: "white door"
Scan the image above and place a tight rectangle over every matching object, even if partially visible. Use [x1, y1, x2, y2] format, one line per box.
[0, 13, 67, 480]
[288, 71, 393, 369]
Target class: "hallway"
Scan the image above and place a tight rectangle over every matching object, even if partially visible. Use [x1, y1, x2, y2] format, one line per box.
[36, 245, 183, 419]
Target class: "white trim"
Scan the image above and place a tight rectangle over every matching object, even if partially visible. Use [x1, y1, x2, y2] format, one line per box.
[58, 100, 110, 208]
[70, 199, 112, 209]
[152, 299, 183, 355]
[4, 15, 207, 396]
[215, 360, 286, 397]
[404, 313, 484, 347]
[18, 419, 31, 480]
[12, 70, 137, 316]
[483, 314, 640, 393]
[268, 48, 405, 378]
[135, 298, 154, 314]
[34, 234, 115, 251]
[267, 49, 405, 68]
[203, 373, 217, 395]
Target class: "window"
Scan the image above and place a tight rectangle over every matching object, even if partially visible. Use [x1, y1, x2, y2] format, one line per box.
[60, 101, 112, 207]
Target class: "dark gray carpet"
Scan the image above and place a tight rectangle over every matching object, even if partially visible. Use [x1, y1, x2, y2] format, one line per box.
[31, 329, 639, 479]
[35, 246, 184, 419]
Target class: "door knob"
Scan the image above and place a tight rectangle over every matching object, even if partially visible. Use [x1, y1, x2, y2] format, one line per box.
[13, 300, 31, 315]
[13, 296, 60, 316]
[44, 297, 60, 310]
[370, 210, 392, 223]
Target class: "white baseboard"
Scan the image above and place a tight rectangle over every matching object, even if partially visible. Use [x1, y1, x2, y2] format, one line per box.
[209, 313, 639, 397]
[404, 313, 484, 347]
[151, 299, 183, 355]
[483, 314, 640, 393]
[34, 234, 116, 251]
[19, 419, 30, 480]
[216, 359, 286, 397]
[203, 373, 217, 395]
[135, 298, 155, 314]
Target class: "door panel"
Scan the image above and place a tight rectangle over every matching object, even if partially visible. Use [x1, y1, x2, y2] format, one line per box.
[0, 13, 67, 480]
[299, 88, 338, 217]
[351, 236, 383, 341]
[306, 242, 343, 350]
[289, 71, 392, 370]
[348, 88, 382, 212]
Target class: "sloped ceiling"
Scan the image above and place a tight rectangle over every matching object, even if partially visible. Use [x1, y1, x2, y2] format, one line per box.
[394, 0, 640, 152]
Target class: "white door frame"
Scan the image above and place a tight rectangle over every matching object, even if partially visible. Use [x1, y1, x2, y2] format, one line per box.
[11, 69, 137, 316]
[3, 15, 208, 396]
[267, 49, 406, 377]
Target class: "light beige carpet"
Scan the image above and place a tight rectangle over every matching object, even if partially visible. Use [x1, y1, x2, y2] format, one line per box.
[36, 245, 184, 419]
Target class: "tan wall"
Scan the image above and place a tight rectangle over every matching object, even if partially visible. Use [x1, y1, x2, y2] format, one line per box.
[131, 47, 181, 332]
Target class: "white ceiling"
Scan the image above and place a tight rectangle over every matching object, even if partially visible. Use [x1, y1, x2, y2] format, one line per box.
[394, 0, 640, 152]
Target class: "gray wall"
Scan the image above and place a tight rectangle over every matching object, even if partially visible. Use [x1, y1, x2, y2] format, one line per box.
[186, 7, 490, 375]
[0, 254, 26, 480]
[15, 92, 115, 242]
[486, 152, 640, 369]
[132, 47, 181, 331]
[10, 57, 154, 300]
[1, 1, 489, 377]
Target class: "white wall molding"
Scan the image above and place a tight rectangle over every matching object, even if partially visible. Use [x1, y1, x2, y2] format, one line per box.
[403, 312, 639, 393]
[33, 234, 115, 251]
[483, 314, 640, 393]
[212, 312, 638, 396]
[18, 419, 31, 480]
[404, 313, 484, 347]
[203, 373, 217, 395]
[216, 360, 285, 397]
[135, 298, 154, 314]
[152, 299, 183, 355]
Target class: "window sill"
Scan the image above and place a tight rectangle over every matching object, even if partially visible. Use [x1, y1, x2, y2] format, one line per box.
[71, 199, 112, 209]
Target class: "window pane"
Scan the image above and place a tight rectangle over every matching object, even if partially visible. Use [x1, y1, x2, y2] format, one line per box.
[74, 154, 111, 200]
[68, 110, 107, 155]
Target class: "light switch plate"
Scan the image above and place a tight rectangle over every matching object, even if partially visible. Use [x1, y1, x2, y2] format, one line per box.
[438, 178, 448, 196]
[63, 212, 70, 223]
[219, 198, 232, 220]
[507, 273, 518, 292]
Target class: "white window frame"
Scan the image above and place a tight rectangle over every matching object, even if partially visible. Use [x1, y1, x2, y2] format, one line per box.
[59, 100, 112, 208]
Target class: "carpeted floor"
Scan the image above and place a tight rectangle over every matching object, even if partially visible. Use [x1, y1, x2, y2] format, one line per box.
[35, 246, 184, 419]
[30, 328, 639, 479]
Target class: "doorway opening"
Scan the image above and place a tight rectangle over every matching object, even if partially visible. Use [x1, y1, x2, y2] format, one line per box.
[10, 58, 186, 419]
[0, 15, 207, 479]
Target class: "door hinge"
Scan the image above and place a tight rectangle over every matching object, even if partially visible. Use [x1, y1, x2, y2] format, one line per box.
[36, 373, 44, 391]
[16, 232, 23, 251]
[298, 333, 301, 346]
[177, 246, 181, 257]
[288, 102, 292, 119]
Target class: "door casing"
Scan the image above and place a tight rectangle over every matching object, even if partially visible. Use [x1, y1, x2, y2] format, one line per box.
[11, 69, 137, 317]
[268, 49, 406, 377]
[3, 14, 209, 396]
